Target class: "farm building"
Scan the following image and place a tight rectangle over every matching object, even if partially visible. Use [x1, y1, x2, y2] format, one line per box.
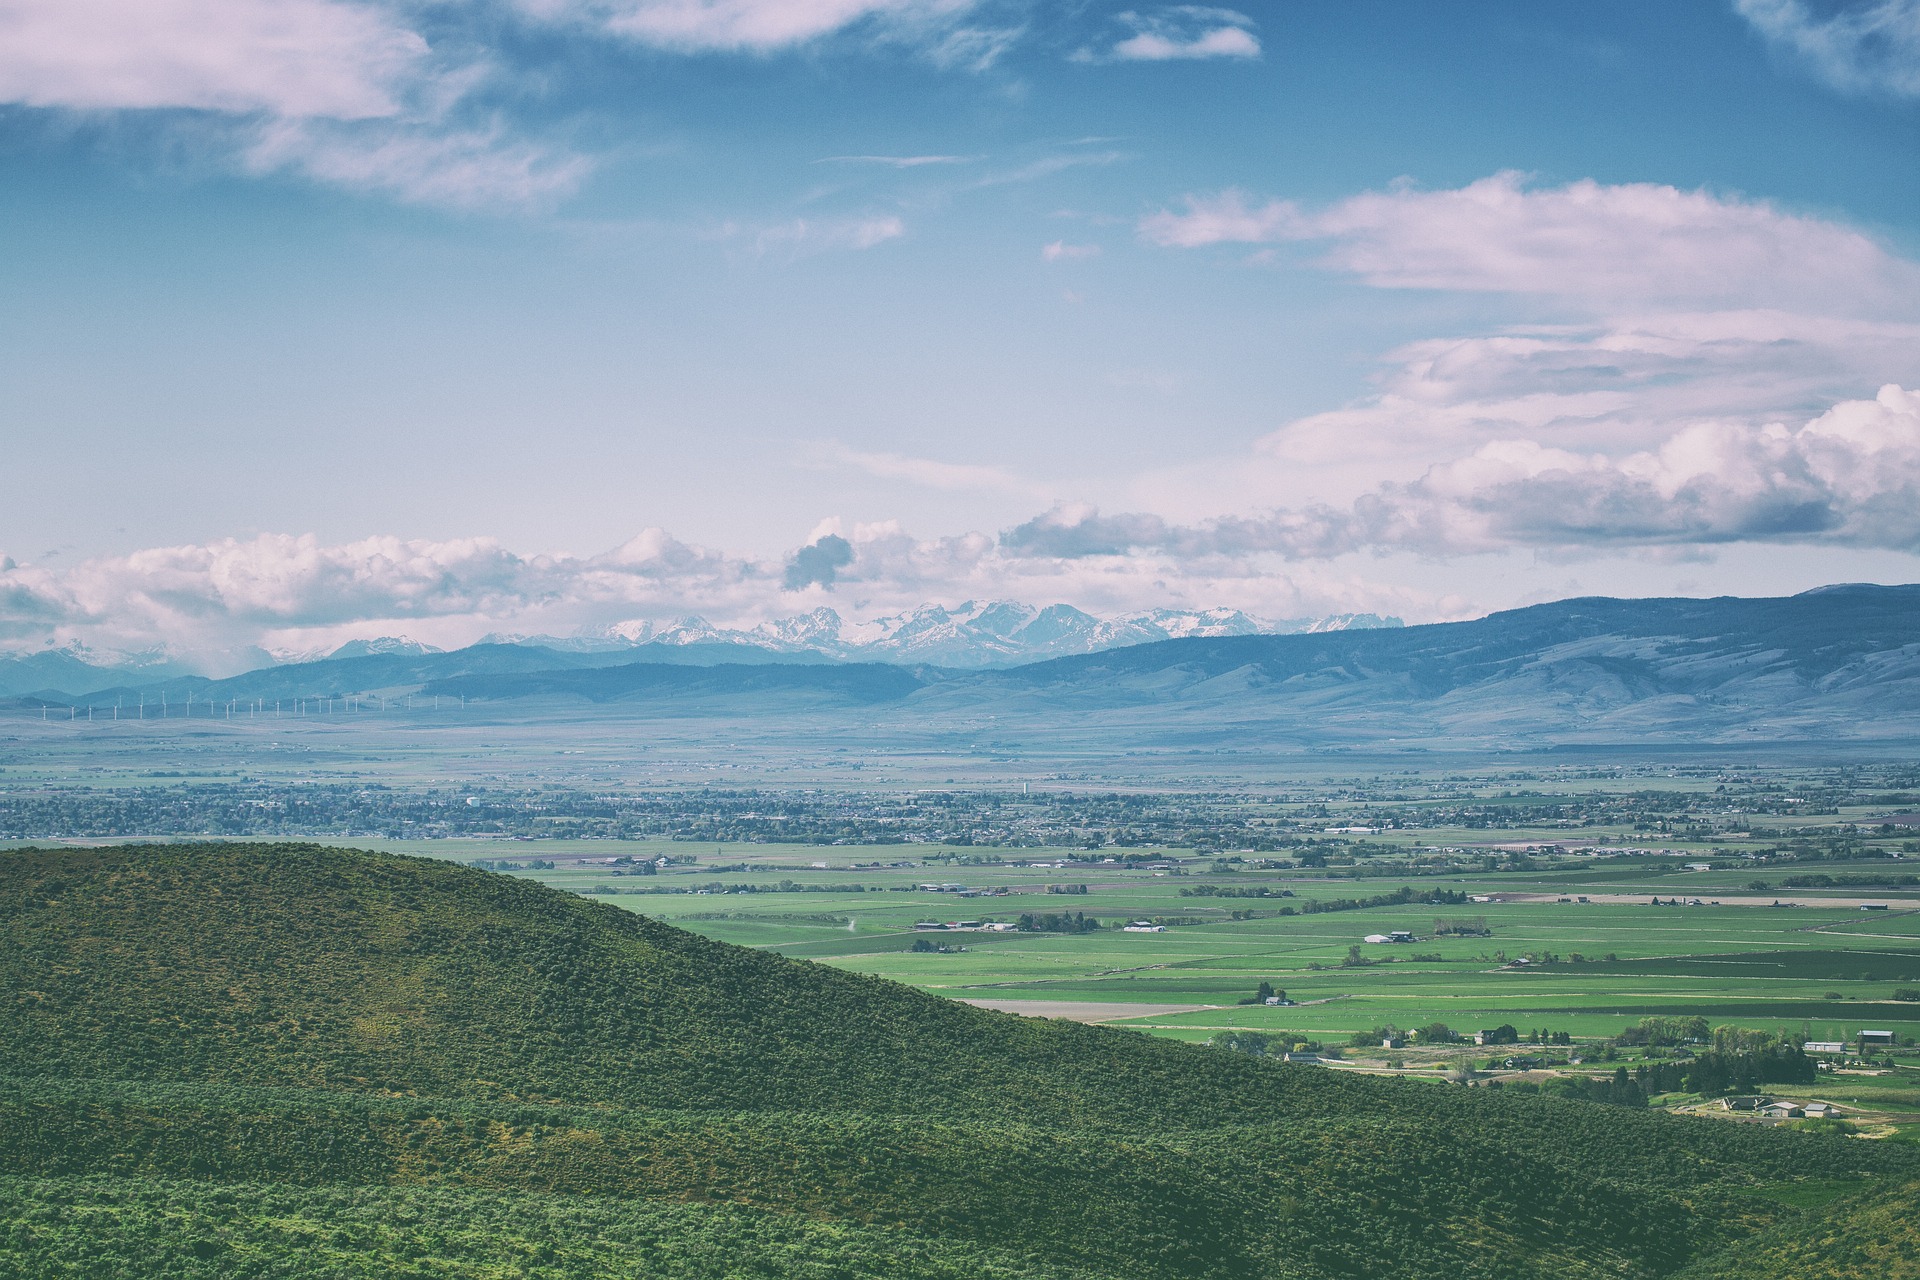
[1122, 921, 1166, 933]
[1803, 1041, 1846, 1054]
[1859, 1030, 1896, 1049]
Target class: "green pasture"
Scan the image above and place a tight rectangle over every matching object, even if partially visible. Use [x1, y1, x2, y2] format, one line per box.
[11, 831, 1918, 1058]
[379, 847, 1920, 1059]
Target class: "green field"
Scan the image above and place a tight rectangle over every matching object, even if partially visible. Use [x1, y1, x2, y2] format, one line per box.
[180, 837, 1916, 1077]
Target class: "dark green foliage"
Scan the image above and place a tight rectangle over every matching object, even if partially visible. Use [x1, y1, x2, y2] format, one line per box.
[1635, 1027, 1819, 1097]
[1545, 1068, 1648, 1108]
[1674, 1178, 1920, 1279]
[2, 842, 1917, 1279]
[1014, 910, 1103, 933]
[0, 1176, 1085, 1280]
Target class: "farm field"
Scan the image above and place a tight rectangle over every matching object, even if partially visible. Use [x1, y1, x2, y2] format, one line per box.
[176, 835, 1918, 1051]
[11, 830, 1917, 1048]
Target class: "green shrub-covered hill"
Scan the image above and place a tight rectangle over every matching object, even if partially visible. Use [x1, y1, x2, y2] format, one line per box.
[2, 842, 1914, 1278]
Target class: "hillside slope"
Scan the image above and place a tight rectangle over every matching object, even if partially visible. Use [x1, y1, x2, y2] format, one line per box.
[3, 843, 1917, 1278]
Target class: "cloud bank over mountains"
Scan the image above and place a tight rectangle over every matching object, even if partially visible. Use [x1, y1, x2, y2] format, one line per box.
[1, 384, 1914, 661]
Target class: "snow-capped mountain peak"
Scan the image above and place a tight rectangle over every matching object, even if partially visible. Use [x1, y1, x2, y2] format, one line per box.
[564, 601, 1402, 668]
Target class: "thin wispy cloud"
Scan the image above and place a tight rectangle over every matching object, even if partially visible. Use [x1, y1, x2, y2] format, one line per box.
[713, 213, 907, 256]
[810, 443, 1050, 498]
[1734, 0, 1920, 97]
[1042, 240, 1100, 260]
[970, 149, 1126, 188]
[817, 154, 976, 167]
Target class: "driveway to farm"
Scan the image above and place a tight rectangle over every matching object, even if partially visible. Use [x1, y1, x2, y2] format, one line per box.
[955, 998, 1217, 1023]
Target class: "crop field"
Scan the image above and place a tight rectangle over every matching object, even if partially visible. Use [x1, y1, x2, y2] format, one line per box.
[147, 834, 1913, 1054]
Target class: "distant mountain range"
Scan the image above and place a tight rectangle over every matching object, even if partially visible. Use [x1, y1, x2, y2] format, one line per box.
[487, 600, 1403, 668]
[0, 601, 1398, 698]
[11, 585, 1918, 746]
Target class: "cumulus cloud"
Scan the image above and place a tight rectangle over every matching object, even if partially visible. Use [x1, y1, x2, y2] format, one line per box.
[1141, 172, 1920, 313]
[1239, 310, 1920, 488]
[1735, 0, 1920, 97]
[1006, 385, 1920, 560]
[783, 533, 856, 589]
[1082, 7, 1260, 61]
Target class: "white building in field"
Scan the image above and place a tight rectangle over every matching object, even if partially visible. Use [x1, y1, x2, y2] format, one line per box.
[1122, 921, 1166, 933]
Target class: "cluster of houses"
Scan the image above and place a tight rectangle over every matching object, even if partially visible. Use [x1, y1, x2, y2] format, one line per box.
[912, 919, 1017, 932]
[1720, 1097, 1845, 1120]
[914, 883, 1010, 898]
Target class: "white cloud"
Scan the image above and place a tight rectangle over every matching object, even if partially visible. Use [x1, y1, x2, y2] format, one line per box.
[1735, 0, 1920, 97]
[727, 213, 906, 255]
[0, 0, 426, 118]
[818, 153, 974, 167]
[0, 0, 597, 208]
[0, 0, 996, 207]
[530, 0, 983, 53]
[1042, 239, 1100, 260]
[245, 118, 594, 208]
[1008, 385, 1920, 559]
[810, 443, 1050, 497]
[1083, 7, 1259, 62]
[0, 521, 1432, 656]
[1141, 172, 1920, 312]
[1244, 310, 1920, 486]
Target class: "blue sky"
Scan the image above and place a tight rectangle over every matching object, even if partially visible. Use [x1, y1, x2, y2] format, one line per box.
[1, 0, 1917, 658]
